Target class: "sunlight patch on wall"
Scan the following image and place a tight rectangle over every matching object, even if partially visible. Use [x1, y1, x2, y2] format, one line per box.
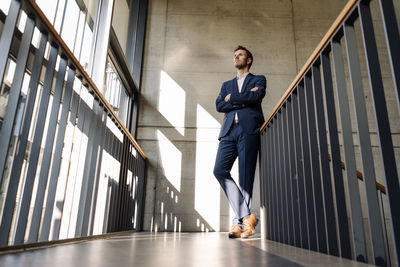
[158, 71, 185, 135]
[194, 104, 221, 231]
[157, 130, 182, 192]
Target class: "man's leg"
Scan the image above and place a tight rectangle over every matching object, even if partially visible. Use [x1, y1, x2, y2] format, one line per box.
[213, 126, 248, 226]
[237, 132, 260, 211]
[237, 132, 260, 237]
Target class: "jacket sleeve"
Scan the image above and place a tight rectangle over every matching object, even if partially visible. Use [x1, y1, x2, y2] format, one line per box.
[230, 75, 266, 105]
[216, 83, 242, 113]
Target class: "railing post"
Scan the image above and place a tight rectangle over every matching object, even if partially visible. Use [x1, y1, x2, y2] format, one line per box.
[292, 89, 309, 249]
[297, 80, 318, 252]
[282, 104, 295, 246]
[311, 61, 339, 256]
[331, 33, 367, 262]
[304, 71, 327, 254]
[285, 96, 302, 248]
[87, 109, 109, 235]
[271, 118, 279, 242]
[265, 126, 273, 240]
[259, 130, 266, 239]
[278, 108, 290, 244]
[81, 104, 106, 236]
[321, 47, 351, 259]
[359, 0, 400, 263]
[343, 13, 387, 265]
[0, 0, 22, 185]
[267, 122, 276, 241]
[273, 115, 283, 243]
[378, 0, 400, 116]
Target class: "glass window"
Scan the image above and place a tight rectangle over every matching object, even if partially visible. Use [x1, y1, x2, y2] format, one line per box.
[36, 0, 58, 24]
[104, 57, 131, 127]
[73, 10, 86, 56]
[53, 0, 66, 32]
[61, 0, 80, 50]
[77, 0, 100, 72]
[83, 0, 99, 21]
[79, 20, 94, 72]
[35, 0, 100, 73]
[112, 0, 131, 54]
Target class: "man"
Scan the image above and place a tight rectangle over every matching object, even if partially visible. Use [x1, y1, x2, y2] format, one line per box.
[213, 45, 266, 238]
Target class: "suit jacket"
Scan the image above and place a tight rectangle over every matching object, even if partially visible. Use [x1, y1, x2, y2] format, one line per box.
[216, 73, 266, 140]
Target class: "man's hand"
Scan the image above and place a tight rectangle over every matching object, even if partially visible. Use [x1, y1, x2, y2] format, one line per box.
[250, 86, 259, 92]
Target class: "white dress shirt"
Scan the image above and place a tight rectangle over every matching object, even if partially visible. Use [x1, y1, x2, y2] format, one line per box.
[235, 72, 249, 122]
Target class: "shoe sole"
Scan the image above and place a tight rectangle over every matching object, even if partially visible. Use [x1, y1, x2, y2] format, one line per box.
[229, 234, 241, 238]
[240, 230, 255, 238]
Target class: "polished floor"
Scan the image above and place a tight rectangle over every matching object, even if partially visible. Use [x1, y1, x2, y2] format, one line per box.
[0, 232, 374, 267]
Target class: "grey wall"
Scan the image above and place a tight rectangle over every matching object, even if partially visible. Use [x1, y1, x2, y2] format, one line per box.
[137, 0, 349, 232]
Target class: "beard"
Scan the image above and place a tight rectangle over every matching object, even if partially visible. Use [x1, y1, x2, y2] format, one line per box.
[235, 61, 248, 69]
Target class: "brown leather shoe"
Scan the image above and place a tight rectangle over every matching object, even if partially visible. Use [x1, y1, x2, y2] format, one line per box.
[228, 224, 242, 238]
[241, 214, 258, 238]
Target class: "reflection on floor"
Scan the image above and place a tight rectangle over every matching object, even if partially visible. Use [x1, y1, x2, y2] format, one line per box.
[0, 232, 374, 267]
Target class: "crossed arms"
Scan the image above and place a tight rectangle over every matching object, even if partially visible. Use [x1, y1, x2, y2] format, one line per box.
[216, 75, 266, 113]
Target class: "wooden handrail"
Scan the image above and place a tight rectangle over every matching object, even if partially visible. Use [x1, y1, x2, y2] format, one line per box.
[260, 0, 359, 131]
[327, 154, 386, 194]
[26, 0, 146, 159]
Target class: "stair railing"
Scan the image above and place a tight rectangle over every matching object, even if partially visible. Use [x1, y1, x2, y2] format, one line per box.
[259, 0, 400, 265]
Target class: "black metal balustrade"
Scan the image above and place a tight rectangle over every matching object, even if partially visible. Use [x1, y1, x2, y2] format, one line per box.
[259, 0, 400, 266]
[0, 0, 146, 247]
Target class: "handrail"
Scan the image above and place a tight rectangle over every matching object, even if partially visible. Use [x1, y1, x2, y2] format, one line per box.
[327, 155, 386, 194]
[26, 0, 146, 159]
[260, 0, 358, 131]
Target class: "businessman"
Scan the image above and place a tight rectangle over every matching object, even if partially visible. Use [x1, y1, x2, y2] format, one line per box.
[214, 45, 266, 238]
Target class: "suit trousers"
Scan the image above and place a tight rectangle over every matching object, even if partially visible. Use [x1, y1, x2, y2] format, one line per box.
[213, 122, 260, 225]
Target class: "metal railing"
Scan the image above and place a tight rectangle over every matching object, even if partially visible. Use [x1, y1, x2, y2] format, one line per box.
[0, 0, 146, 247]
[259, 0, 400, 265]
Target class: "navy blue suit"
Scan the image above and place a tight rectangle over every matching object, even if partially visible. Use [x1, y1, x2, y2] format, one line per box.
[214, 73, 266, 225]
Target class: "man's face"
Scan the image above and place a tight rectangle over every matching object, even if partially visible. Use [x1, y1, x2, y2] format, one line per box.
[233, 49, 250, 69]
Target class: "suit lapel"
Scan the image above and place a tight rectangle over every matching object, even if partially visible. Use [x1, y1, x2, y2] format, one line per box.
[232, 77, 239, 93]
[241, 73, 253, 93]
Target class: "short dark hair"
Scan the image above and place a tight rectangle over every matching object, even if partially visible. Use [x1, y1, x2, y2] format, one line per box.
[234, 45, 253, 69]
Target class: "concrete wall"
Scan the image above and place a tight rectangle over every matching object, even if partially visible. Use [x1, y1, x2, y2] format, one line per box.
[137, 0, 350, 233]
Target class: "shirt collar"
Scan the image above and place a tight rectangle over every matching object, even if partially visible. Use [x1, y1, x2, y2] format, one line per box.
[237, 72, 249, 80]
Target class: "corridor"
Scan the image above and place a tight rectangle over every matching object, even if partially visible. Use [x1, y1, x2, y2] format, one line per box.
[0, 233, 374, 266]
[1, 0, 399, 265]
